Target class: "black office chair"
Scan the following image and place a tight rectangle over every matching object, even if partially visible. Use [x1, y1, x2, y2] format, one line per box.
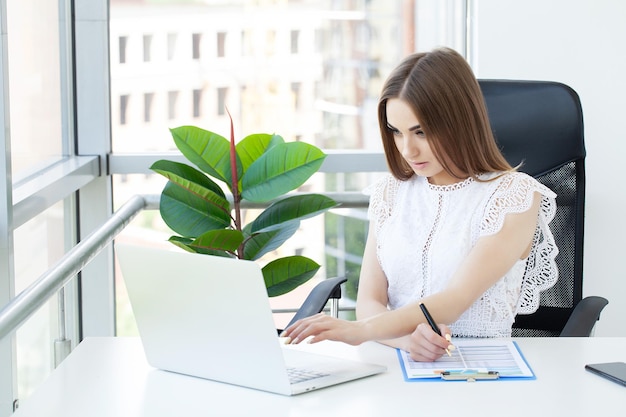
[281, 276, 347, 332]
[288, 80, 608, 338]
[480, 79, 608, 337]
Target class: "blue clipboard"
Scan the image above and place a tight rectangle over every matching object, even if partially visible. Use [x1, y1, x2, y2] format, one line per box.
[397, 339, 536, 382]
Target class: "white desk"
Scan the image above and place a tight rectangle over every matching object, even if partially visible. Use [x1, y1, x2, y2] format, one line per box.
[12, 337, 626, 417]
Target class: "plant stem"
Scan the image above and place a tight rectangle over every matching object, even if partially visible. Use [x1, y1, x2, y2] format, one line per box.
[226, 108, 243, 258]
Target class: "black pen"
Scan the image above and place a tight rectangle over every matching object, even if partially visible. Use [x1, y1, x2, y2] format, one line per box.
[419, 303, 452, 356]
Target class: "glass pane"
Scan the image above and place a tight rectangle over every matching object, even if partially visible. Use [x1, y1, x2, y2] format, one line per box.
[110, 0, 465, 331]
[7, 0, 65, 181]
[14, 201, 67, 399]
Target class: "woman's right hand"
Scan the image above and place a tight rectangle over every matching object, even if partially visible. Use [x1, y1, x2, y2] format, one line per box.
[281, 313, 369, 345]
[407, 322, 453, 361]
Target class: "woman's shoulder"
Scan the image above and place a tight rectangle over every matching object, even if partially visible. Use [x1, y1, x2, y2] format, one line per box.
[364, 174, 423, 225]
[364, 174, 397, 226]
[481, 171, 556, 199]
[479, 170, 558, 236]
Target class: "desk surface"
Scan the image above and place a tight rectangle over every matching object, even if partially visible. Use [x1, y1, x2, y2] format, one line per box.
[13, 337, 626, 417]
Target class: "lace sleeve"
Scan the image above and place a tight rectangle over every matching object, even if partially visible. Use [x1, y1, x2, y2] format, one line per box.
[364, 175, 399, 237]
[480, 172, 559, 314]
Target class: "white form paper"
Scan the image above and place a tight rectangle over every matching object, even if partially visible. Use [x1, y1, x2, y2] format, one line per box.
[398, 339, 535, 380]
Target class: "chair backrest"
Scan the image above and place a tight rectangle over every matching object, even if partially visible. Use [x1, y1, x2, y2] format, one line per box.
[479, 80, 585, 337]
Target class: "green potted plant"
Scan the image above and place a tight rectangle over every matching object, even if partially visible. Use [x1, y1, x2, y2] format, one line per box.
[150, 116, 338, 297]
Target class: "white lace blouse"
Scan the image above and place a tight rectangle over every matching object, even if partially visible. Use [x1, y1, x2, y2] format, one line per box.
[366, 172, 559, 338]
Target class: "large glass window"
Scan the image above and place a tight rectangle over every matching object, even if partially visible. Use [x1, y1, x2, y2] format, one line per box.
[0, 0, 467, 412]
[109, 0, 466, 334]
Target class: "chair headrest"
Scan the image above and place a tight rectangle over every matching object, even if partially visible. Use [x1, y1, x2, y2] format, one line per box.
[479, 80, 585, 176]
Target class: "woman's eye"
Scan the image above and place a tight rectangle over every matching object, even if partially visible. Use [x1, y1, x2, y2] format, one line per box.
[415, 130, 426, 137]
[387, 125, 400, 135]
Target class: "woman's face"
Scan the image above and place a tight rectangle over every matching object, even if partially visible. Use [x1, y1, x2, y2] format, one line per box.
[386, 98, 460, 185]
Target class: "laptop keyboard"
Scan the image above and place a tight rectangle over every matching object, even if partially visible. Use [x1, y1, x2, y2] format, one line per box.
[287, 367, 329, 384]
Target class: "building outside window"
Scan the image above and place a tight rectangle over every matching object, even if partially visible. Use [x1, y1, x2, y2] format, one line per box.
[167, 33, 177, 61]
[120, 94, 130, 125]
[193, 89, 202, 118]
[290, 29, 299, 54]
[217, 31, 226, 57]
[217, 87, 228, 116]
[168, 91, 179, 120]
[144, 92, 154, 123]
[119, 36, 127, 64]
[291, 81, 301, 110]
[143, 34, 152, 62]
[192, 33, 201, 60]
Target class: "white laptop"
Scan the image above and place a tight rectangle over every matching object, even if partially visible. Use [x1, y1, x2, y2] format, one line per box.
[115, 243, 385, 395]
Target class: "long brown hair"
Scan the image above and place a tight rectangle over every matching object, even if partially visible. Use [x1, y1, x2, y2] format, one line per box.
[377, 47, 512, 181]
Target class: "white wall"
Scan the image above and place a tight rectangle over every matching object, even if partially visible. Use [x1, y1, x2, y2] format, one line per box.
[470, 0, 626, 336]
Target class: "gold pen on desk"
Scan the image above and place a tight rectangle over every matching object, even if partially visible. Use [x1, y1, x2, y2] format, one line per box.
[419, 303, 454, 357]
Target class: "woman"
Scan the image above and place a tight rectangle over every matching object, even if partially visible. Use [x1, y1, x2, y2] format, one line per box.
[282, 47, 558, 361]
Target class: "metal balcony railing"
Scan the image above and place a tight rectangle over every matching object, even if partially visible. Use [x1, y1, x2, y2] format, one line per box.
[0, 191, 369, 342]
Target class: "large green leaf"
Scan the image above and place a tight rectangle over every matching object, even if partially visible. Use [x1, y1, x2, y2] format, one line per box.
[250, 194, 338, 234]
[236, 133, 284, 173]
[168, 236, 235, 257]
[160, 182, 231, 237]
[189, 229, 244, 252]
[167, 236, 195, 251]
[151, 160, 230, 220]
[170, 126, 241, 187]
[241, 142, 326, 203]
[262, 256, 321, 297]
[150, 160, 231, 231]
[241, 222, 300, 261]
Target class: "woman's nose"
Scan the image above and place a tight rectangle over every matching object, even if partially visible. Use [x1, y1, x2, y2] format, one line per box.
[400, 136, 419, 158]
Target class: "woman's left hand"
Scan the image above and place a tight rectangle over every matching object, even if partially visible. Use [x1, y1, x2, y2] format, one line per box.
[407, 322, 453, 361]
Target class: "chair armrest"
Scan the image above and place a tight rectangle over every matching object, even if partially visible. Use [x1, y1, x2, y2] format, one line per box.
[559, 296, 609, 337]
[283, 276, 347, 330]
